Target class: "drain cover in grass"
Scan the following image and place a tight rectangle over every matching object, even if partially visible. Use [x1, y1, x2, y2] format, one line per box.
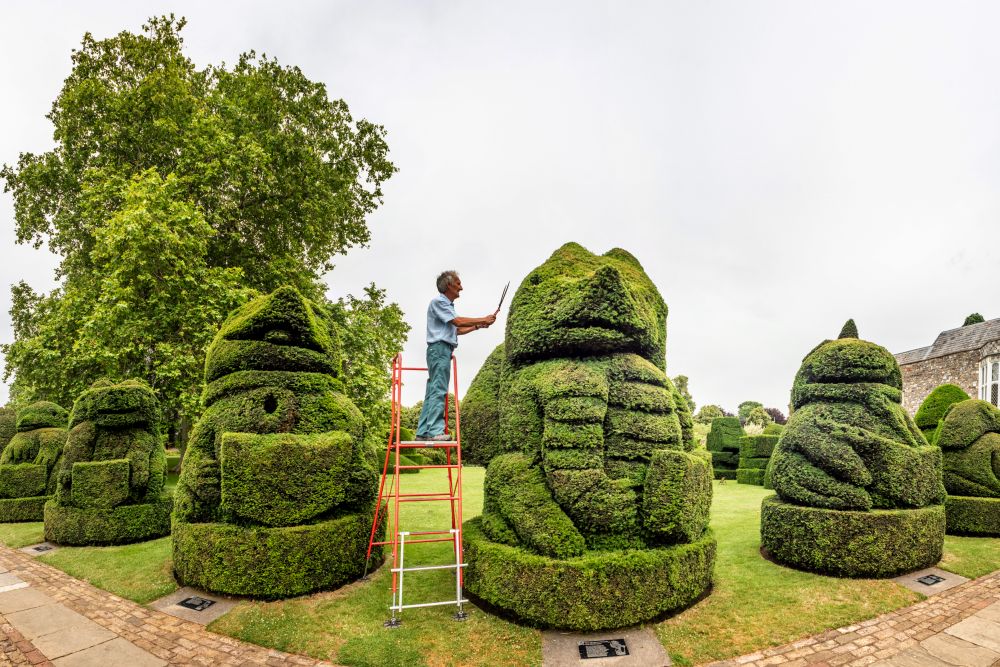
[32, 545, 53, 552]
[578, 639, 629, 659]
[178, 596, 216, 611]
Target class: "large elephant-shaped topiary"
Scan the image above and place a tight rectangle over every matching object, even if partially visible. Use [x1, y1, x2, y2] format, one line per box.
[0, 402, 68, 521]
[172, 286, 381, 598]
[930, 398, 1000, 535]
[761, 321, 946, 577]
[461, 242, 715, 631]
[45, 380, 171, 545]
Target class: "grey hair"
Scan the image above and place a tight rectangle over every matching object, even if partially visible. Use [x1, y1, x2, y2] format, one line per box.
[436, 270, 459, 293]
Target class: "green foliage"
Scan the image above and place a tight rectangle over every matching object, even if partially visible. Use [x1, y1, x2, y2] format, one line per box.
[0, 407, 16, 453]
[694, 404, 725, 424]
[464, 517, 716, 630]
[915, 384, 970, 441]
[944, 496, 1000, 536]
[0, 401, 70, 520]
[0, 465, 47, 499]
[48, 379, 169, 544]
[172, 508, 383, 598]
[461, 344, 506, 465]
[44, 494, 172, 546]
[760, 495, 945, 577]
[933, 399, 1000, 500]
[15, 402, 67, 431]
[963, 313, 985, 326]
[672, 375, 696, 413]
[838, 319, 858, 339]
[737, 401, 763, 424]
[173, 287, 381, 596]
[505, 243, 668, 367]
[642, 450, 712, 543]
[744, 406, 773, 429]
[740, 434, 778, 461]
[2, 15, 397, 444]
[736, 469, 766, 485]
[706, 417, 743, 453]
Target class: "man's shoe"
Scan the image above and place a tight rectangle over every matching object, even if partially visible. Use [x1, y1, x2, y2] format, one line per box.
[414, 433, 453, 442]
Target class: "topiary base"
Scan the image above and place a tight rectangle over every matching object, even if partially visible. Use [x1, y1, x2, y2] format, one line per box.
[736, 469, 765, 486]
[173, 507, 385, 599]
[44, 494, 173, 546]
[0, 496, 48, 522]
[463, 517, 715, 630]
[760, 495, 945, 578]
[945, 495, 1000, 536]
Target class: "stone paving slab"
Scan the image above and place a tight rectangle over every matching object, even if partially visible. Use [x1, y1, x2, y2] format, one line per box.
[542, 627, 670, 666]
[51, 637, 166, 666]
[892, 567, 970, 596]
[919, 632, 999, 667]
[0, 543, 333, 665]
[148, 586, 238, 626]
[943, 615, 1000, 653]
[6, 604, 92, 640]
[18, 544, 58, 558]
[31, 623, 117, 660]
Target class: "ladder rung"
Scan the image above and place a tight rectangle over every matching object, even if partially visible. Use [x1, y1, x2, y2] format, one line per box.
[400, 497, 459, 503]
[392, 599, 469, 611]
[392, 564, 466, 573]
[404, 530, 456, 536]
[397, 464, 459, 469]
[397, 441, 458, 447]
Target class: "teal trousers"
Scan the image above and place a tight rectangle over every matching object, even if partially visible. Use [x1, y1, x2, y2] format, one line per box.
[416, 341, 453, 437]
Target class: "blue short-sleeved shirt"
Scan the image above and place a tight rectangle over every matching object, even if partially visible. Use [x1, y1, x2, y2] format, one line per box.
[426, 293, 458, 347]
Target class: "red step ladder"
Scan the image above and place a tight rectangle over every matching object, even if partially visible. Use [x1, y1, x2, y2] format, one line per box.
[364, 353, 467, 628]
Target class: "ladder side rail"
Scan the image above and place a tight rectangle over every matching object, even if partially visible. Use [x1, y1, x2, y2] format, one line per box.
[452, 352, 466, 588]
[366, 354, 400, 565]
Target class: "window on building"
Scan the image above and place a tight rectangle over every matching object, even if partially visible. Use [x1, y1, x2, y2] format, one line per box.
[982, 357, 1000, 408]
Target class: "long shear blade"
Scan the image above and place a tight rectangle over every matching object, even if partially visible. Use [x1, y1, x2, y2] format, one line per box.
[496, 281, 510, 313]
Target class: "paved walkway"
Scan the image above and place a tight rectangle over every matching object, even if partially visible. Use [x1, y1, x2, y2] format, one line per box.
[0, 544, 330, 666]
[708, 569, 1000, 667]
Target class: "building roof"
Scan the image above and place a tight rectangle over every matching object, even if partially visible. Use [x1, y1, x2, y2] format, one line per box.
[895, 318, 1000, 365]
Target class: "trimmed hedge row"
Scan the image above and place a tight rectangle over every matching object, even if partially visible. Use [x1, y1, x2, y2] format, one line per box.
[44, 494, 172, 546]
[736, 469, 765, 485]
[760, 495, 944, 578]
[737, 434, 778, 486]
[463, 517, 715, 630]
[173, 507, 384, 599]
[944, 496, 1000, 536]
[0, 497, 48, 522]
[708, 417, 744, 480]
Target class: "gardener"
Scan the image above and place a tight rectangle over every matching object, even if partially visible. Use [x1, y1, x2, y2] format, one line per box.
[416, 271, 496, 441]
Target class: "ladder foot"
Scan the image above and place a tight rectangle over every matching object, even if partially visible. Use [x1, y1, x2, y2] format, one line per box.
[384, 617, 402, 629]
[453, 610, 469, 622]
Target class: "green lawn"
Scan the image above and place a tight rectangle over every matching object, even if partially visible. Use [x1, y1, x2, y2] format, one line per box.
[0, 522, 45, 548]
[38, 537, 177, 604]
[0, 472, 997, 666]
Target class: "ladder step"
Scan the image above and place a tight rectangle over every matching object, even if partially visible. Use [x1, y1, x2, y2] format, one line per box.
[392, 599, 469, 611]
[397, 441, 458, 447]
[392, 564, 466, 573]
[397, 464, 459, 469]
[399, 496, 459, 503]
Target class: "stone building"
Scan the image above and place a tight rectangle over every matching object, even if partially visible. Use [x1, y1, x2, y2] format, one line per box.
[894, 318, 1000, 415]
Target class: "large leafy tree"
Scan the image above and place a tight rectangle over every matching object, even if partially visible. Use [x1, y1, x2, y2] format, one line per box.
[2, 16, 399, 443]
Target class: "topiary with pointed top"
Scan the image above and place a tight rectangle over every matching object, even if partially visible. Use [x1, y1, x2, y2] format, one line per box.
[838, 319, 858, 339]
[172, 286, 382, 598]
[44, 381, 171, 544]
[462, 242, 714, 630]
[760, 322, 946, 577]
[0, 402, 69, 521]
[932, 399, 1000, 535]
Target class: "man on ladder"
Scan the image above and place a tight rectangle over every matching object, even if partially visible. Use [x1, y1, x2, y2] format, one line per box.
[416, 270, 496, 441]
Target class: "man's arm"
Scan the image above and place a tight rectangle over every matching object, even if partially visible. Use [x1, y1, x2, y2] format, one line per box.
[452, 313, 496, 328]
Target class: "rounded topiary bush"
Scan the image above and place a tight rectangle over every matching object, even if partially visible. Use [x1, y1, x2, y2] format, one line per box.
[462, 243, 714, 629]
[0, 401, 68, 522]
[933, 399, 1000, 535]
[45, 381, 170, 545]
[707, 416, 743, 480]
[915, 384, 970, 442]
[172, 287, 382, 597]
[761, 322, 945, 577]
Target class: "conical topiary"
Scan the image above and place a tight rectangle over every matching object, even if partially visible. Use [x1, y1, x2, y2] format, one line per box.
[760, 324, 945, 577]
[838, 319, 858, 339]
[933, 399, 1000, 535]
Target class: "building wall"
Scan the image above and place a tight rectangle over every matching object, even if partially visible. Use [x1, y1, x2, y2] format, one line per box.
[898, 349, 980, 415]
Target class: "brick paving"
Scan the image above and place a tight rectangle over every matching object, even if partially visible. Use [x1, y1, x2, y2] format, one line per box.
[706, 569, 1000, 667]
[0, 544, 332, 666]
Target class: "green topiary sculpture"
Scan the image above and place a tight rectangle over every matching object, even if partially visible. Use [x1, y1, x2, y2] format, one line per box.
[737, 433, 778, 486]
[915, 384, 970, 442]
[707, 416, 744, 480]
[172, 286, 382, 598]
[0, 407, 16, 456]
[462, 243, 715, 630]
[760, 322, 946, 577]
[933, 399, 1000, 535]
[0, 402, 68, 521]
[45, 381, 171, 544]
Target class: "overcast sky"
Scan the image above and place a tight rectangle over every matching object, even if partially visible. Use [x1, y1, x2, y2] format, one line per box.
[2, 1, 998, 413]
